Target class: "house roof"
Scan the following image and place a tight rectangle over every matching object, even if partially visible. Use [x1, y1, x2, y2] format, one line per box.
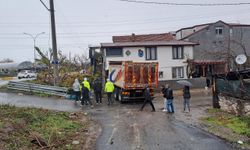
[112, 33, 174, 43]
[178, 20, 250, 40]
[101, 40, 197, 48]
[176, 23, 211, 33]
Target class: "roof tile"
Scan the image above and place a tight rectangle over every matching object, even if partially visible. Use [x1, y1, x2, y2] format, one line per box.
[112, 33, 174, 43]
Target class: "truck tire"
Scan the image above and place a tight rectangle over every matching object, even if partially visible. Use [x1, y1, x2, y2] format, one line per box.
[118, 90, 124, 103]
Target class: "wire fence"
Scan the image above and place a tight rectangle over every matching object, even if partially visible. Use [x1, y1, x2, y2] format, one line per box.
[215, 78, 250, 100]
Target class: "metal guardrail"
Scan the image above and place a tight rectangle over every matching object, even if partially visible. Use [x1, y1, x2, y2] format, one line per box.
[8, 81, 68, 97]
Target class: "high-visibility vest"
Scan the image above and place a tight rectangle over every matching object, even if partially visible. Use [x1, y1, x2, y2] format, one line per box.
[82, 80, 90, 91]
[105, 81, 114, 92]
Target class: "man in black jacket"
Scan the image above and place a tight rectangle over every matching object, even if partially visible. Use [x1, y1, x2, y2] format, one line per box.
[140, 86, 155, 112]
[93, 77, 102, 104]
[164, 84, 174, 113]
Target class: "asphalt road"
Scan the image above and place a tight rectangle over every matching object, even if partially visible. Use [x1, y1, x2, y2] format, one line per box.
[87, 99, 233, 150]
[0, 90, 234, 150]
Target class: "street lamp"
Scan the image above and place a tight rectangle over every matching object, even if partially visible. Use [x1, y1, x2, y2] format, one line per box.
[23, 32, 45, 71]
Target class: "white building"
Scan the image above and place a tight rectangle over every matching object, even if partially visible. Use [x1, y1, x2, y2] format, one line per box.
[100, 33, 197, 81]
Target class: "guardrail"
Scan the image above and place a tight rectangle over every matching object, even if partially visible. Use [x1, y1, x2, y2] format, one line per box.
[8, 81, 68, 97]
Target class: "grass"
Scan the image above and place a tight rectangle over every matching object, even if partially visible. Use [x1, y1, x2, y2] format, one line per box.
[204, 109, 250, 137]
[0, 105, 91, 150]
[202, 108, 250, 149]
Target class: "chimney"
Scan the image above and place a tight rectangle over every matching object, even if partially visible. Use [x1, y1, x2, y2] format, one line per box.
[131, 33, 136, 42]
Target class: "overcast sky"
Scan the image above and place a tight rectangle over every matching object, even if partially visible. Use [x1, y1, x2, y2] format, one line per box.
[1, 0, 250, 62]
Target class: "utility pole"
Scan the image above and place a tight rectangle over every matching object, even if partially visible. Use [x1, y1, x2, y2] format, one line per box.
[50, 0, 59, 85]
[40, 0, 59, 85]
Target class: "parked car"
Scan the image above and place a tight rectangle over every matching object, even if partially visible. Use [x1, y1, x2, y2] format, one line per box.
[17, 70, 37, 79]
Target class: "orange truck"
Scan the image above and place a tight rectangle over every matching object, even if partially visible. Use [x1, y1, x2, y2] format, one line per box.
[108, 61, 158, 102]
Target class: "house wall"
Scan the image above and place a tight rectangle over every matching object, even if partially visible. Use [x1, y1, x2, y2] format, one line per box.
[231, 26, 250, 56]
[184, 21, 250, 70]
[186, 21, 231, 60]
[176, 25, 208, 40]
[103, 45, 193, 81]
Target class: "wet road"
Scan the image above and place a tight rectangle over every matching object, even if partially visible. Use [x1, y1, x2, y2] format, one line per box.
[0, 92, 81, 112]
[87, 102, 233, 150]
[0, 91, 234, 150]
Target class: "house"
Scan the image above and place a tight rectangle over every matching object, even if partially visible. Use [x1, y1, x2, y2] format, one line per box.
[176, 20, 250, 78]
[93, 33, 197, 81]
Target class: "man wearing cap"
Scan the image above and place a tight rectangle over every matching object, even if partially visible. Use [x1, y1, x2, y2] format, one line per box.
[104, 78, 115, 105]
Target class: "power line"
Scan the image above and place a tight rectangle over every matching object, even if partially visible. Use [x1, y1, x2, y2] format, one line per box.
[119, 0, 250, 6]
[0, 7, 249, 28]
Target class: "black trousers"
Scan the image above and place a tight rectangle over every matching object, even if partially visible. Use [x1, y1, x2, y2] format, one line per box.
[107, 92, 113, 105]
[73, 91, 81, 101]
[140, 99, 155, 111]
[81, 95, 92, 105]
[94, 91, 102, 103]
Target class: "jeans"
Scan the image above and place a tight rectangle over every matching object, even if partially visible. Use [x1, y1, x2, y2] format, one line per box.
[164, 99, 167, 109]
[167, 99, 174, 113]
[183, 98, 190, 111]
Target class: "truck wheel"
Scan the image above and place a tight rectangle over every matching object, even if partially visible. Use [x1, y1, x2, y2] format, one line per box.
[118, 91, 124, 103]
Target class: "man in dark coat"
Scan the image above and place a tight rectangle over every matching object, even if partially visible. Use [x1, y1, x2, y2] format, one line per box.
[164, 84, 174, 113]
[93, 77, 102, 104]
[140, 86, 155, 112]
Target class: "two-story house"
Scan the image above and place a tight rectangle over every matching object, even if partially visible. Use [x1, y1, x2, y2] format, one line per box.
[97, 33, 197, 81]
[176, 20, 250, 78]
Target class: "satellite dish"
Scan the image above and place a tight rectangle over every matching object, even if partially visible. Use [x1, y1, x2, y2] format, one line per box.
[235, 54, 247, 65]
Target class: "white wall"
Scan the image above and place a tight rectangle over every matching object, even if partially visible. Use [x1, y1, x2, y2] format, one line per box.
[104, 47, 148, 70]
[104, 45, 193, 81]
[157, 46, 193, 80]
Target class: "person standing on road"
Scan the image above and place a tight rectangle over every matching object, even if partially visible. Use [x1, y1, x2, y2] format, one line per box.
[140, 86, 155, 112]
[161, 85, 167, 112]
[183, 86, 191, 112]
[164, 84, 174, 113]
[104, 79, 114, 105]
[72, 78, 81, 102]
[81, 78, 93, 107]
[93, 77, 102, 104]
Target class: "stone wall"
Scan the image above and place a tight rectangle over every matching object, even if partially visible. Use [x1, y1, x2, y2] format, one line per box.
[218, 94, 250, 116]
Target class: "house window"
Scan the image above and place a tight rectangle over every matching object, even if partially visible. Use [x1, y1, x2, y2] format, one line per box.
[159, 71, 163, 78]
[215, 27, 223, 35]
[172, 67, 184, 79]
[106, 47, 123, 56]
[145, 47, 157, 60]
[172, 46, 184, 59]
